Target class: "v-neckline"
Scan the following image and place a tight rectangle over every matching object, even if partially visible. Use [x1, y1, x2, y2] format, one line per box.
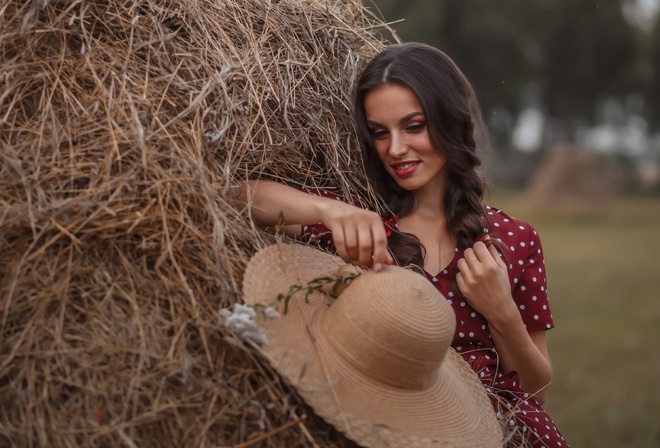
[422, 248, 460, 279]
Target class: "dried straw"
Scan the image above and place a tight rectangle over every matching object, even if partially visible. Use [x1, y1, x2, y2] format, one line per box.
[0, 0, 393, 446]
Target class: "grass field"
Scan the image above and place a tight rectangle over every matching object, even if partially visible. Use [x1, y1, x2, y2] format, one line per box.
[490, 192, 660, 448]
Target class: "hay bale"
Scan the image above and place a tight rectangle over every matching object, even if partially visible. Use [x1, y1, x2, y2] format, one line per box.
[523, 144, 618, 211]
[0, 1, 390, 446]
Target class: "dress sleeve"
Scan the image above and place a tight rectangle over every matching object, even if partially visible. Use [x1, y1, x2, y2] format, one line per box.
[511, 223, 555, 332]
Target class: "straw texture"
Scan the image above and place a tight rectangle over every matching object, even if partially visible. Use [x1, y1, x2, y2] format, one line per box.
[0, 0, 393, 446]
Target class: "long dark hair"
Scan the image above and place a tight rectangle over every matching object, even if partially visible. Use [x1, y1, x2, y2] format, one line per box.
[354, 42, 489, 267]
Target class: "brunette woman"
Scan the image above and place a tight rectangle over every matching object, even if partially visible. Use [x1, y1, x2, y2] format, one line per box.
[238, 42, 567, 447]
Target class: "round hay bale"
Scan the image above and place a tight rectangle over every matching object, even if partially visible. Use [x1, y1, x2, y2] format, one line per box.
[0, 0, 391, 446]
[523, 144, 618, 211]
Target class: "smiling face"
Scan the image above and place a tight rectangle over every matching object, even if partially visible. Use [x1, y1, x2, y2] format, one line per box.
[364, 83, 447, 197]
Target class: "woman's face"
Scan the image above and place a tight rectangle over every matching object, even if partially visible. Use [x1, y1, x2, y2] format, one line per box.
[364, 83, 447, 195]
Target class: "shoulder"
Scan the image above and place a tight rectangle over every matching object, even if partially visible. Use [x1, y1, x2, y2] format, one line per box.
[485, 205, 538, 241]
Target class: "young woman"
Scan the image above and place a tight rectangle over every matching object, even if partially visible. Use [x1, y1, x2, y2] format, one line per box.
[238, 42, 567, 447]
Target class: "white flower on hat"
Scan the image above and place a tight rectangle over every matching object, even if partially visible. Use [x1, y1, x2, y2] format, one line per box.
[219, 303, 269, 345]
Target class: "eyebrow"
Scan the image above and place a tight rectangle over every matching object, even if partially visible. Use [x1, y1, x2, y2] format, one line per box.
[367, 111, 424, 128]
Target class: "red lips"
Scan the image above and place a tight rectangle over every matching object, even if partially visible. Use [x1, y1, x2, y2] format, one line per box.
[391, 161, 420, 177]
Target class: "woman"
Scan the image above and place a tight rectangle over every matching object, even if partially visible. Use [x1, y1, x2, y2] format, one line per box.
[238, 42, 567, 447]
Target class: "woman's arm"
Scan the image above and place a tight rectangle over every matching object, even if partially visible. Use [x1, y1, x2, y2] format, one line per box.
[236, 180, 393, 269]
[456, 241, 553, 403]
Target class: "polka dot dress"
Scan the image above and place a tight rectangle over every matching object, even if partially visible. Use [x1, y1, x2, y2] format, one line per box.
[300, 189, 568, 448]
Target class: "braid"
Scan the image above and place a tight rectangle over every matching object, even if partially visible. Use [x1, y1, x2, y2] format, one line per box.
[445, 115, 489, 251]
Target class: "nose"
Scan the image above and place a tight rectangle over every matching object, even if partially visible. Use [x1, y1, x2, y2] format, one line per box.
[388, 132, 408, 157]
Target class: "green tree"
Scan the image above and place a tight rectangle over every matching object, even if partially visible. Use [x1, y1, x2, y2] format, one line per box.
[369, 0, 643, 136]
[536, 0, 638, 128]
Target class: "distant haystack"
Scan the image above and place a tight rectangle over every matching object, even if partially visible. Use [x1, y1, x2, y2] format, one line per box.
[0, 0, 390, 446]
[524, 145, 618, 211]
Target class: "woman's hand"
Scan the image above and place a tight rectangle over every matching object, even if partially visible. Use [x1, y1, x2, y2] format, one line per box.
[456, 240, 514, 320]
[457, 240, 553, 400]
[237, 180, 393, 271]
[319, 201, 393, 270]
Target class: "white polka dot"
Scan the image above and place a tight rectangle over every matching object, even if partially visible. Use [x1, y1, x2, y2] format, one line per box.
[494, 222, 500, 227]
[448, 292, 454, 297]
[469, 332, 474, 337]
[534, 315, 539, 320]
[532, 296, 538, 301]
[459, 332, 465, 337]
[460, 301, 466, 307]
[521, 286, 526, 291]
[520, 242, 526, 247]
[508, 231, 514, 236]
[519, 225, 525, 230]
[432, 277, 438, 282]
[520, 304, 526, 310]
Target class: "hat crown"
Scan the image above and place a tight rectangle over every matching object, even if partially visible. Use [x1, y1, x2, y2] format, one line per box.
[321, 265, 456, 390]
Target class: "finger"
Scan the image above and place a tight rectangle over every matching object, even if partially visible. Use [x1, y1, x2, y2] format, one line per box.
[471, 242, 502, 275]
[473, 241, 497, 266]
[329, 224, 350, 262]
[487, 242, 506, 267]
[455, 272, 468, 295]
[456, 258, 473, 282]
[342, 223, 360, 263]
[369, 223, 390, 270]
[356, 222, 375, 267]
[462, 248, 480, 270]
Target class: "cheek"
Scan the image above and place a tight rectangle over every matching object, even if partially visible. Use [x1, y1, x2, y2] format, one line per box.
[373, 141, 389, 162]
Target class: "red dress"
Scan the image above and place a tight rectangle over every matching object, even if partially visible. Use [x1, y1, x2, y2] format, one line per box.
[300, 189, 568, 448]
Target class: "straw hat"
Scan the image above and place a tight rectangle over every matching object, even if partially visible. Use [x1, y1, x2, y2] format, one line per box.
[243, 244, 503, 447]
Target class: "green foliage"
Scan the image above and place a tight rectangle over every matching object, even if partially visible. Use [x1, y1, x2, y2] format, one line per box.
[368, 0, 652, 130]
[536, 1, 637, 122]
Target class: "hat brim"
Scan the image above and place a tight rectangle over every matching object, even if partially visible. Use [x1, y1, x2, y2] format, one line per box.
[243, 244, 503, 448]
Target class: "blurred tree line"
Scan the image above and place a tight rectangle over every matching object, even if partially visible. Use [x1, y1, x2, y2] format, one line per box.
[369, 0, 660, 146]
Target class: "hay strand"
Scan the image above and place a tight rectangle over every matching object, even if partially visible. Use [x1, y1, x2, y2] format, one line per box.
[0, 0, 393, 446]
